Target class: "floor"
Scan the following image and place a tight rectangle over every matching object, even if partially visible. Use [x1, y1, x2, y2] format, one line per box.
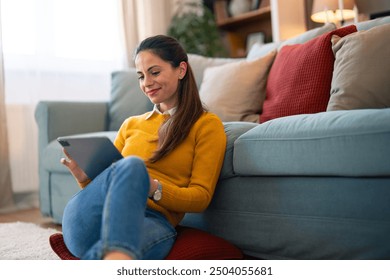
[0, 207, 62, 231]
[0, 191, 62, 231]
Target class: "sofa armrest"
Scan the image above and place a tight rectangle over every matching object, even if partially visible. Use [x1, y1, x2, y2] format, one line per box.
[35, 101, 109, 154]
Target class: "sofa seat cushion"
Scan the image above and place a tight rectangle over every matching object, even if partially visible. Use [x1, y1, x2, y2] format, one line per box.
[234, 109, 390, 177]
[42, 131, 118, 173]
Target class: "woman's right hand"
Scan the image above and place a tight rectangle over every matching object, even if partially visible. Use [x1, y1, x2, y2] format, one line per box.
[60, 147, 89, 184]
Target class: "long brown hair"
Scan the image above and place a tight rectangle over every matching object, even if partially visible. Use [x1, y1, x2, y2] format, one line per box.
[135, 35, 205, 162]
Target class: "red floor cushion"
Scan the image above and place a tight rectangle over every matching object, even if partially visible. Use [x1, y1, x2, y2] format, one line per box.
[49, 233, 79, 260]
[49, 226, 243, 260]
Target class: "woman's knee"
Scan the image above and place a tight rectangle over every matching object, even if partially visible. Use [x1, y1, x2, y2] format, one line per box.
[118, 156, 146, 173]
[113, 156, 150, 192]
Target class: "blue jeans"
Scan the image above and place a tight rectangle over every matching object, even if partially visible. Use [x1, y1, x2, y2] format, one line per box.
[62, 156, 176, 260]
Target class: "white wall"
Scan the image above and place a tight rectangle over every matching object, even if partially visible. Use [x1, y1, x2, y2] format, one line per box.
[271, 0, 308, 42]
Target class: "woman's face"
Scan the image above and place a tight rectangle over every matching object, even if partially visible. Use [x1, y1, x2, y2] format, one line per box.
[135, 50, 186, 112]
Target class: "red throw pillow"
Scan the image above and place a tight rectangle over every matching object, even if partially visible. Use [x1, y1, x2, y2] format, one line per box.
[260, 25, 357, 123]
[49, 226, 243, 260]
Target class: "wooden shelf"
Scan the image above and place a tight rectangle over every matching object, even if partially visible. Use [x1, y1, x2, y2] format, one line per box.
[214, 0, 272, 57]
[217, 6, 271, 29]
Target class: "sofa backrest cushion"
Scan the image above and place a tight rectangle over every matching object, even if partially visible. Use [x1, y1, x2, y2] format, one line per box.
[327, 23, 390, 111]
[246, 23, 336, 61]
[260, 25, 357, 123]
[246, 42, 280, 61]
[109, 70, 154, 131]
[277, 23, 336, 50]
[355, 15, 390, 31]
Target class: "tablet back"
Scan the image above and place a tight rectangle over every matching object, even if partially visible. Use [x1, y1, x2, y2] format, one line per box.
[57, 136, 123, 179]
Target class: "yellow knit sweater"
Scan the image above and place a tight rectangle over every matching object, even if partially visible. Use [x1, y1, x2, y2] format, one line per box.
[114, 111, 227, 226]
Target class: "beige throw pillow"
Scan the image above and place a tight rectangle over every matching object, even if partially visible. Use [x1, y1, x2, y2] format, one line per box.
[199, 51, 276, 122]
[327, 23, 390, 111]
[188, 54, 240, 89]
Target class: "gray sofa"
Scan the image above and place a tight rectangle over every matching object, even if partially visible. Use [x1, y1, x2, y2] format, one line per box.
[35, 18, 390, 259]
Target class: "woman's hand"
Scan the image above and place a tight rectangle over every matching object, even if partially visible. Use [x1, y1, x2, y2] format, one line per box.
[60, 148, 89, 184]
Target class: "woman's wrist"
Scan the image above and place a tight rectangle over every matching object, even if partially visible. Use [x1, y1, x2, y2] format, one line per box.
[150, 179, 162, 201]
[149, 179, 158, 197]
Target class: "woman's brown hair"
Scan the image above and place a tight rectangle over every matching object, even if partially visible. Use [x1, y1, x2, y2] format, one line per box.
[134, 35, 205, 162]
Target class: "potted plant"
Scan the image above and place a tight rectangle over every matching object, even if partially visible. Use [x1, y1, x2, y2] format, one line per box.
[167, 0, 228, 57]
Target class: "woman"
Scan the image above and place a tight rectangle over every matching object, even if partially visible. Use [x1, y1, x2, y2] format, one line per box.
[60, 35, 227, 260]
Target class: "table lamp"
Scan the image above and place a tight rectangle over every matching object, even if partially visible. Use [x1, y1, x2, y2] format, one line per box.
[311, 0, 356, 25]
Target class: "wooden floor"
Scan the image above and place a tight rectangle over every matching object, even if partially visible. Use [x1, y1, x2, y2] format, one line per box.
[0, 207, 62, 231]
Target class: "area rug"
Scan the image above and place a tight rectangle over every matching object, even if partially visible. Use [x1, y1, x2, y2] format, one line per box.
[0, 222, 60, 260]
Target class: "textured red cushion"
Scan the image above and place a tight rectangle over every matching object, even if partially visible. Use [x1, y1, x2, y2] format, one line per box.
[49, 226, 243, 260]
[49, 233, 79, 260]
[165, 226, 243, 260]
[260, 25, 357, 123]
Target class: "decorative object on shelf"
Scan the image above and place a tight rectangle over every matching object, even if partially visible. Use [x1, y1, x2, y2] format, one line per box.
[167, 0, 227, 57]
[246, 32, 265, 52]
[251, 0, 262, 11]
[311, 0, 356, 25]
[228, 0, 252, 17]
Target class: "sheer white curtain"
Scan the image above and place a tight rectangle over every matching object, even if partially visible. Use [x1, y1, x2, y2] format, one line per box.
[121, 0, 176, 67]
[1, 0, 176, 195]
[0, 3, 14, 210]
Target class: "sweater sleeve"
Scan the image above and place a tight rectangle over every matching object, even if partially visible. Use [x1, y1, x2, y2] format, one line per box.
[152, 113, 227, 213]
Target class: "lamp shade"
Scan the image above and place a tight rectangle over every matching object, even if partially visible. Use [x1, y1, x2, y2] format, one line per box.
[311, 0, 355, 23]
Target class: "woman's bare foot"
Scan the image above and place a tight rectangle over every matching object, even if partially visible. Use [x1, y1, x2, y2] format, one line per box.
[104, 251, 133, 260]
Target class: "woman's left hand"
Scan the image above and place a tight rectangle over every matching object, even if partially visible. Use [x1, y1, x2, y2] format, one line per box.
[60, 147, 90, 184]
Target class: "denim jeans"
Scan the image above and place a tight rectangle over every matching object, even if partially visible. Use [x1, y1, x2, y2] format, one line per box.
[62, 156, 176, 260]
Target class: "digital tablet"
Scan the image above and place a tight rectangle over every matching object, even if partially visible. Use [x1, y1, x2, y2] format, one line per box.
[57, 136, 123, 179]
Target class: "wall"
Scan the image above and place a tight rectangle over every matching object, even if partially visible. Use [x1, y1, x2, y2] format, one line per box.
[271, 0, 308, 42]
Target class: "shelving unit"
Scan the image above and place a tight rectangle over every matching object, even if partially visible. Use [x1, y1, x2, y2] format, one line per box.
[214, 0, 272, 57]
[214, 0, 308, 58]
